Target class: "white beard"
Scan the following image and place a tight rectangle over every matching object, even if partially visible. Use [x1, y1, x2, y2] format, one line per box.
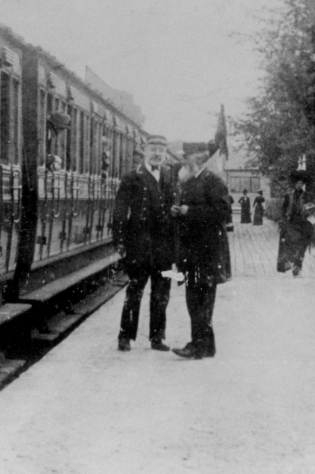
[307, 214, 315, 225]
[178, 165, 196, 183]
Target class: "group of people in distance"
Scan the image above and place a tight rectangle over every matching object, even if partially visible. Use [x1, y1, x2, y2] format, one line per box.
[112, 135, 315, 358]
[238, 189, 265, 225]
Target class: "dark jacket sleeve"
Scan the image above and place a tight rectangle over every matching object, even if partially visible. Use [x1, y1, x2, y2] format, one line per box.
[184, 176, 230, 226]
[112, 175, 134, 248]
[281, 193, 290, 220]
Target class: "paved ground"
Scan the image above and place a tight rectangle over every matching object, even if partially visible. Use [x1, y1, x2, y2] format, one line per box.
[0, 215, 315, 474]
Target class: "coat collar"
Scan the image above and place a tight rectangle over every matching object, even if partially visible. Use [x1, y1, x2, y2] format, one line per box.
[136, 164, 162, 190]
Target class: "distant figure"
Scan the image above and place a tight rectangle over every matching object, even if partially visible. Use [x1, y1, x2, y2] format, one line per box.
[253, 190, 265, 226]
[226, 194, 234, 231]
[238, 189, 251, 223]
[277, 170, 314, 277]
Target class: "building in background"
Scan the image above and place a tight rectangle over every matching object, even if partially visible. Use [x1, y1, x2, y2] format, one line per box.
[85, 66, 145, 127]
[225, 148, 271, 212]
[169, 139, 271, 214]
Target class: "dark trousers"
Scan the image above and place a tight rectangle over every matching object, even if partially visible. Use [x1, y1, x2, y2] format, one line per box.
[118, 264, 171, 342]
[185, 276, 217, 352]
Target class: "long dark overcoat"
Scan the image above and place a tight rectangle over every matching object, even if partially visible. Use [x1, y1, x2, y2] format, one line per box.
[113, 165, 174, 270]
[253, 195, 265, 226]
[239, 196, 251, 223]
[277, 189, 314, 272]
[177, 169, 232, 284]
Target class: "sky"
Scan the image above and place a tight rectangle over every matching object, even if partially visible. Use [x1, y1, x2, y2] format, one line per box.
[0, 0, 281, 142]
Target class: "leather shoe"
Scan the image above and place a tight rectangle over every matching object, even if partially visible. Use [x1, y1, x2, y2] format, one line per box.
[203, 347, 216, 357]
[151, 341, 170, 351]
[118, 338, 131, 351]
[172, 343, 203, 359]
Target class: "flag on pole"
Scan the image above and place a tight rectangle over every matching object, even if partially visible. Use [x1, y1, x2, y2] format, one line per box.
[214, 104, 229, 158]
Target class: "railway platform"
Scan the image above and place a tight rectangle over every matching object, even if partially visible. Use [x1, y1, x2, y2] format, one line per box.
[0, 216, 315, 474]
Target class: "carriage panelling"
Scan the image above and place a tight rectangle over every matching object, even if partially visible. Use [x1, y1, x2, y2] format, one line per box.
[0, 25, 145, 298]
[0, 35, 22, 276]
[29, 52, 140, 263]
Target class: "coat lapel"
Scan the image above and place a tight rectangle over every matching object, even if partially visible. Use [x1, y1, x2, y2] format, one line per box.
[137, 164, 161, 197]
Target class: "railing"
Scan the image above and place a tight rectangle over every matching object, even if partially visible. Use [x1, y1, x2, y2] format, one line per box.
[0, 165, 22, 274]
[34, 169, 120, 263]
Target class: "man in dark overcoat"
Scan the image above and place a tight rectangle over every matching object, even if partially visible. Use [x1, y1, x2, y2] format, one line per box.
[171, 151, 231, 359]
[113, 135, 174, 352]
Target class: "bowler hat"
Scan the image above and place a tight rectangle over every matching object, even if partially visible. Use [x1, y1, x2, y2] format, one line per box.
[48, 112, 71, 131]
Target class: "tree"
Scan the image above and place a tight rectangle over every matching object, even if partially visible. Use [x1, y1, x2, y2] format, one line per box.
[233, 0, 315, 196]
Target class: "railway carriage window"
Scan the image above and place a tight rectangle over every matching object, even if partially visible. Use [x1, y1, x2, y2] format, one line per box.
[89, 117, 95, 175]
[110, 129, 114, 177]
[60, 101, 67, 169]
[66, 104, 73, 171]
[119, 134, 125, 178]
[72, 107, 78, 172]
[12, 79, 20, 165]
[112, 130, 117, 177]
[79, 111, 85, 174]
[115, 132, 121, 177]
[54, 98, 60, 156]
[0, 72, 10, 164]
[46, 93, 54, 155]
[86, 115, 90, 174]
[38, 89, 46, 165]
[95, 121, 101, 175]
[47, 93, 53, 115]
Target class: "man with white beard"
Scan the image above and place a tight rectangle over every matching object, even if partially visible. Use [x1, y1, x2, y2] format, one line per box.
[171, 150, 231, 359]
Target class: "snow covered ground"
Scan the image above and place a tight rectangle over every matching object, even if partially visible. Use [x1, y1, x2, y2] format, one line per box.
[0, 218, 314, 474]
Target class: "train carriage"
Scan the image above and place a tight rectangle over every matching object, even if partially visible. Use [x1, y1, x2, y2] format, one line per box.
[0, 29, 23, 283]
[0, 25, 148, 302]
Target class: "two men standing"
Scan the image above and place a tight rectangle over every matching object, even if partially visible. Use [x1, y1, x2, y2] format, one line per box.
[113, 137, 231, 358]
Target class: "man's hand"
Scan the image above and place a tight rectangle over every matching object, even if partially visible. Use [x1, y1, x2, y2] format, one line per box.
[179, 205, 189, 215]
[171, 205, 180, 216]
[171, 205, 189, 216]
[116, 244, 126, 258]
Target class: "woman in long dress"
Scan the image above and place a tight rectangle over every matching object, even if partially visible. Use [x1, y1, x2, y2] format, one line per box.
[253, 190, 265, 225]
[277, 170, 314, 277]
[238, 189, 251, 223]
[226, 194, 234, 231]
